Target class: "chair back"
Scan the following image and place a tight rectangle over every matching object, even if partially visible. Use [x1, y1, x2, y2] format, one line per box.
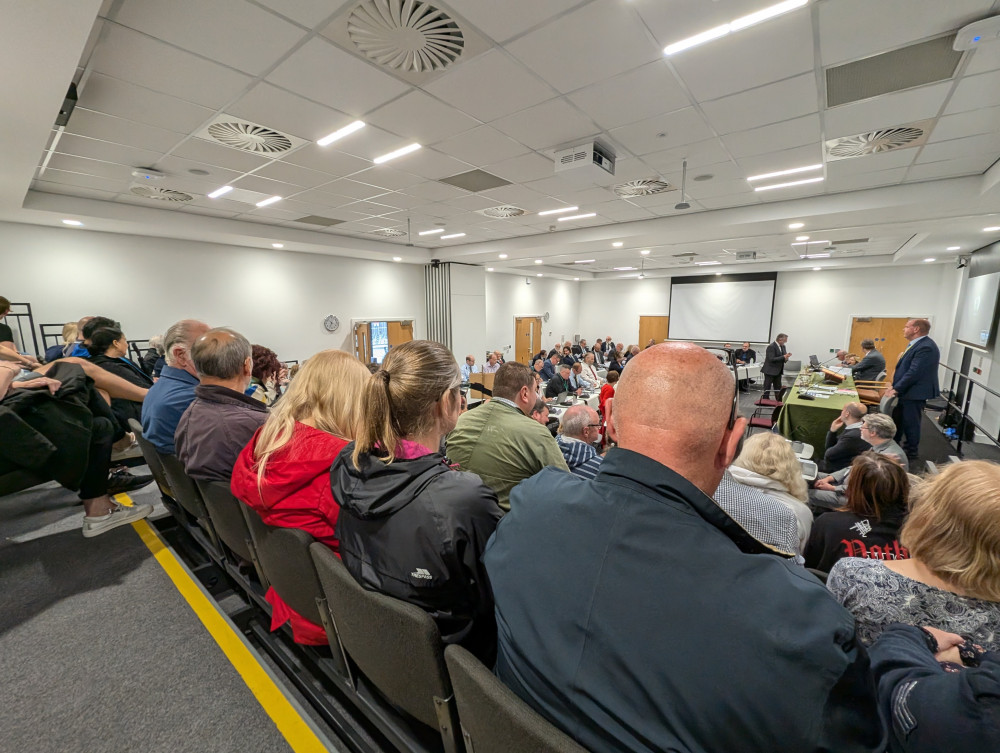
[444, 644, 587, 753]
[784, 359, 801, 374]
[310, 543, 457, 734]
[195, 480, 255, 562]
[241, 507, 324, 626]
[879, 393, 898, 415]
[158, 453, 210, 520]
[127, 418, 173, 499]
[876, 370, 887, 381]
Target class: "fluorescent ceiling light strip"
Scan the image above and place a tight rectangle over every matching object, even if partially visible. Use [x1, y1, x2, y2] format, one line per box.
[695, 261, 722, 266]
[754, 176, 824, 192]
[317, 120, 365, 146]
[61, 219, 83, 226]
[799, 253, 831, 258]
[440, 233, 465, 240]
[419, 228, 445, 236]
[208, 185, 233, 199]
[256, 195, 282, 207]
[747, 163, 823, 182]
[663, 0, 808, 55]
[573, 259, 596, 264]
[557, 213, 597, 222]
[613, 266, 636, 271]
[537, 206, 579, 216]
[373, 143, 421, 164]
[791, 239, 831, 246]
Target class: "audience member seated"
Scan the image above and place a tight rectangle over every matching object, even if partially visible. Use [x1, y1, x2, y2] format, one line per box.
[447, 361, 568, 510]
[804, 452, 910, 572]
[141, 334, 166, 378]
[331, 340, 503, 662]
[481, 352, 501, 374]
[852, 339, 887, 382]
[592, 339, 606, 364]
[569, 362, 593, 391]
[0, 360, 152, 535]
[607, 349, 625, 373]
[231, 349, 368, 644]
[581, 352, 601, 386]
[544, 364, 578, 399]
[540, 353, 559, 380]
[599, 369, 618, 417]
[43, 322, 77, 363]
[828, 460, 1000, 650]
[460, 354, 477, 381]
[485, 343, 883, 753]
[819, 402, 870, 473]
[713, 471, 802, 558]
[729, 432, 812, 551]
[734, 341, 756, 364]
[546, 342, 561, 358]
[811, 413, 907, 514]
[88, 326, 153, 427]
[75, 315, 117, 358]
[175, 328, 268, 483]
[867, 624, 1000, 753]
[555, 405, 603, 480]
[0, 296, 14, 351]
[624, 344, 640, 363]
[141, 319, 210, 454]
[248, 344, 283, 404]
[529, 397, 549, 426]
[559, 345, 576, 367]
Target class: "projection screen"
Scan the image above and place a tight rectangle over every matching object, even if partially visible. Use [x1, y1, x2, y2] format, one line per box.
[668, 273, 777, 343]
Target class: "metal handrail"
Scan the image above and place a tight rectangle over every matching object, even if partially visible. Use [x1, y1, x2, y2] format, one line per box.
[937, 362, 1000, 456]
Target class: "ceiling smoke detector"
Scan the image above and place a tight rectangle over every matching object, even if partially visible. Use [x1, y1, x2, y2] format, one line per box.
[614, 178, 674, 198]
[370, 228, 407, 237]
[347, 0, 465, 73]
[196, 115, 305, 155]
[825, 120, 933, 161]
[129, 185, 193, 202]
[479, 205, 526, 218]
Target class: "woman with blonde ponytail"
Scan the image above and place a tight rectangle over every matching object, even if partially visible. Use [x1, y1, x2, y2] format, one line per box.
[231, 349, 368, 645]
[331, 340, 503, 662]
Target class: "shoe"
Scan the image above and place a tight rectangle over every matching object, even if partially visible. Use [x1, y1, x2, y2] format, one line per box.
[107, 467, 154, 495]
[82, 502, 153, 538]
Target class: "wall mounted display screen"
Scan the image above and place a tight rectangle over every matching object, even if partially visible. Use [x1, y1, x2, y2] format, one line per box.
[668, 272, 777, 343]
[955, 271, 1000, 351]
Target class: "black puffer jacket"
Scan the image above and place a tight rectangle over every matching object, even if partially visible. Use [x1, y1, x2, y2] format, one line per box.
[331, 443, 503, 663]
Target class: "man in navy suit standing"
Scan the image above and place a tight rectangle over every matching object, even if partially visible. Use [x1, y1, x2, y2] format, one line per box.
[762, 333, 791, 400]
[885, 318, 939, 462]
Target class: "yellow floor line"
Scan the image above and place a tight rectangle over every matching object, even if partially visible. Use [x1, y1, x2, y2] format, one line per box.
[129, 515, 331, 753]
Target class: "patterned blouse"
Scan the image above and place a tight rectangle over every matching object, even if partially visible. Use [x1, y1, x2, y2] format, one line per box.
[828, 557, 1000, 651]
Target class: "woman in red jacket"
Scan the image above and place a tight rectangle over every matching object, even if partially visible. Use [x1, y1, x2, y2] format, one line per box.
[231, 349, 368, 644]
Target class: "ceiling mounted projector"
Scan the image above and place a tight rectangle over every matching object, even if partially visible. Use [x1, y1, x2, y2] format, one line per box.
[955, 16, 1000, 51]
[131, 167, 165, 180]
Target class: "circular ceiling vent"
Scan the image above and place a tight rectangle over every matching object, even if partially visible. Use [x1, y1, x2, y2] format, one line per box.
[613, 179, 674, 198]
[347, 0, 465, 73]
[479, 206, 525, 218]
[371, 228, 407, 237]
[206, 121, 293, 154]
[827, 126, 924, 158]
[129, 185, 193, 202]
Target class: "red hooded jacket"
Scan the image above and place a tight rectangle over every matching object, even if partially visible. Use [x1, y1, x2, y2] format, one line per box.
[231, 421, 347, 644]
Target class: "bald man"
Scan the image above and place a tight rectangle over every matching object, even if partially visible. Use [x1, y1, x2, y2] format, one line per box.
[485, 343, 882, 753]
[819, 401, 870, 474]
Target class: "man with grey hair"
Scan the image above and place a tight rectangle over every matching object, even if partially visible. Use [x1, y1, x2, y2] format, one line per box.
[851, 338, 886, 382]
[810, 413, 907, 513]
[555, 404, 603, 479]
[141, 319, 210, 453]
[175, 327, 268, 482]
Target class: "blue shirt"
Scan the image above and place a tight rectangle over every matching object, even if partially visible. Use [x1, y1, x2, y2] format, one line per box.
[141, 365, 200, 454]
[461, 363, 478, 381]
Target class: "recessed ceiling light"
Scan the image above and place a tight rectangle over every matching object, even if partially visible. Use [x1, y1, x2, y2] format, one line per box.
[612, 241, 624, 248]
[663, 0, 809, 56]
[498, 253, 508, 259]
[538, 206, 579, 216]
[487, 267, 494, 272]
[393, 256, 402, 262]
[640, 249, 651, 255]
[947, 246, 961, 251]
[924, 258, 936, 262]
[256, 195, 282, 207]
[985, 226, 1000, 232]
[61, 219, 83, 226]
[747, 164, 823, 182]
[573, 277, 580, 281]
[574, 259, 596, 264]
[791, 240, 831, 246]
[614, 266, 636, 271]
[534, 259, 544, 264]
[800, 253, 831, 259]
[715, 272, 722, 276]
[373, 143, 421, 164]
[536, 273, 543, 277]
[795, 235, 810, 241]
[813, 267, 822, 271]
[694, 261, 722, 266]
[557, 213, 597, 222]
[754, 176, 824, 192]
[788, 222, 805, 229]
[419, 228, 445, 236]
[440, 232, 465, 240]
[272, 243, 284, 248]
[208, 185, 233, 199]
[317, 120, 365, 146]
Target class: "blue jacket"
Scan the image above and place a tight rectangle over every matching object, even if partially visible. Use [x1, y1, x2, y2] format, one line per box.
[892, 337, 939, 401]
[539, 360, 557, 381]
[485, 448, 884, 753]
[140, 365, 199, 454]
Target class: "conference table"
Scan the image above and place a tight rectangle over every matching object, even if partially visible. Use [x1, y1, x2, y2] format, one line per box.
[775, 369, 860, 452]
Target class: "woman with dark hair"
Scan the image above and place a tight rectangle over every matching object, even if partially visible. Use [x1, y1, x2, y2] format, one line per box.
[248, 344, 283, 404]
[88, 326, 153, 426]
[560, 345, 576, 367]
[804, 451, 910, 572]
[607, 349, 625, 373]
[331, 340, 503, 662]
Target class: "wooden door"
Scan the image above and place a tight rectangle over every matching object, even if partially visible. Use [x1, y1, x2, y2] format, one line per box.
[514, 316, 542, 364]
[354, 322, 371, 364]
[638, 316, 670, 347]
[848, 317, 914, 381]
[387, 320, 414, 348]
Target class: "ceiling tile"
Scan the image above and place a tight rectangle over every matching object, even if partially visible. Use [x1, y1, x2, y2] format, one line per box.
[506, 0, 662, 94]
[643, 138, 733, 173]
[39, 168, 129, 193]
[477, 183, 548, 206]
[930, 105, 1000, 142]
[350, 166, 424, 191]
[906, 156, 991, 180]
[914, 132, 1000, 165]
[77, 73, 216, 134]
[31, 180, 119, 201]
[55, 133, 164, 167]
[43, 153, 132, 181]
[631, 0, 765, 49]
[177, 205, 241, 219]
[455, 0, 587, 43]
[172, 138, 272, 172]
[566, 61, 690, 130]
[492, 99, 601, 151]
[434, 125, 530, 165]
[257, 0, 354, 28]
[826, 148, 917, 175]
[722, 114, 820, 159]
[229, 82, 352, 142]
[422, 49, 558, 123]
[266, 37, 410, 117]
[230, 173, 303, 197]
[279, 144, 370, 177]
[393, 149, 474, 181]
[376, 192, 425, 210]
[825, 82, 952, 138]
[736, 143, 824, 176]
[402, 181, 471, 202]
[701, 73, 818, 134]
[609, 107, 715, 156]
[254, 160, 338, 189]
[66, 109, 186, 153]
[321, 179, 392, 201]
[366, 90, 480, 146]
[89, 24, 253, 108]
[156, 155, 244, 185]
[484, 153, 555, 184]
[114, 0, 306, 75]
[945, 69, 1000, 114]
[825, 167, 908, 193]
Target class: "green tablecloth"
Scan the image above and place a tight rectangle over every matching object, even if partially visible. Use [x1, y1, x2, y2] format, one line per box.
[776, 370, 859, 451]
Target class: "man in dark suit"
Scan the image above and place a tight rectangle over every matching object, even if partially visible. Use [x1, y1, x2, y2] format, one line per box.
[818, 402, 870, 473]
[734, 341, 757, 392]
[885, 318, 940, 461]
[761, 333, 791, 400]
[850, 339, 887, 382]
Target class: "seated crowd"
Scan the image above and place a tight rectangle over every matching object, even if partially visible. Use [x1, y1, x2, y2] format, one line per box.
[2, 300, 998, 752]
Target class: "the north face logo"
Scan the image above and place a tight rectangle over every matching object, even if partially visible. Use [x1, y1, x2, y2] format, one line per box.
[411, 568, 433, 580]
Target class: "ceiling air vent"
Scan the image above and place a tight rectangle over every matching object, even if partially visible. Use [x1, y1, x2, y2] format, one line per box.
[439, 169, 511, 192]
[614, 179, 674, 198]
[370, 228, 407, 237]
[479, 206, 525, 218]
[673, 252, 696, 258]
[830, 237, 869, 245]
[825, 120, 933, 162]
[347, 0, 464, 73]
[129, 185, 193, 202]
[294, 215, 345, 226]
[196, 114, 307, 155]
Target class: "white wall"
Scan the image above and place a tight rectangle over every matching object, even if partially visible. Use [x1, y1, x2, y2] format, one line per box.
[449, 263, 486, 362]
[0, 221, 425, 362]
[577, 277, 671, 348]
[484, 272, 580, 357]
